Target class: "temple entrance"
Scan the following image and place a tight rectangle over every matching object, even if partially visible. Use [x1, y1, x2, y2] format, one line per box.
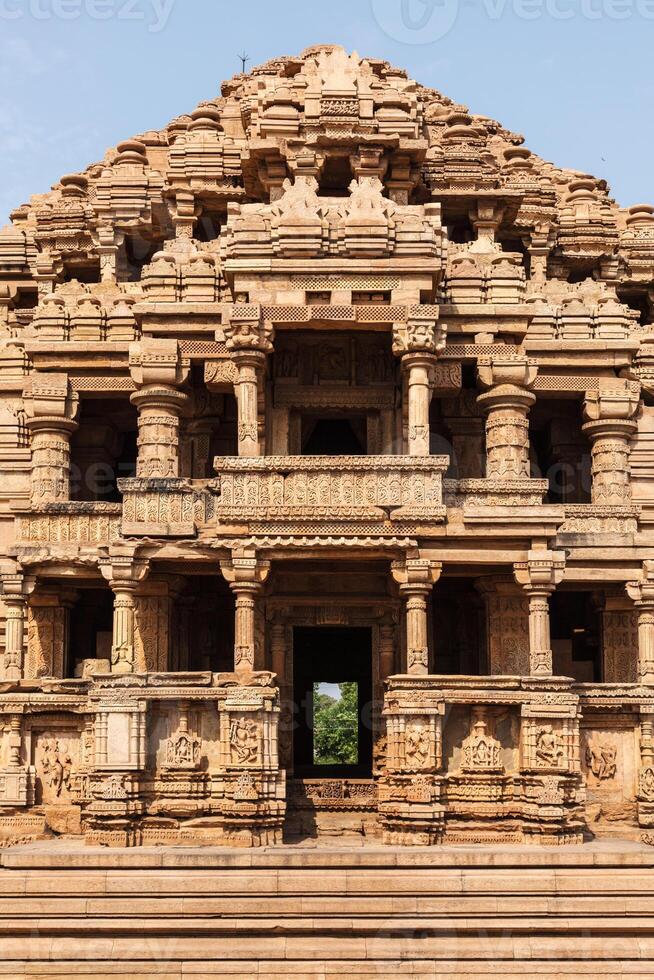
[292, 627, 373, 779]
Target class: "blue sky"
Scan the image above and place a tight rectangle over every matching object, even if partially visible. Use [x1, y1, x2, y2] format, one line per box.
[1, 0, 652, 223]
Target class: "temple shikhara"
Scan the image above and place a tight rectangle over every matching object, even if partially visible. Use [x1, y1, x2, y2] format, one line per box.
[2, 43, 654, 853]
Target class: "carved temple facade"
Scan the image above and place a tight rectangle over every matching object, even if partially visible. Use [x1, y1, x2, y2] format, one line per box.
[0, 46, 654, 847]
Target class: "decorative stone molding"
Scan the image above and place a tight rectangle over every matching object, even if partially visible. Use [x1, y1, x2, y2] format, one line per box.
[514, 550, 566, 677]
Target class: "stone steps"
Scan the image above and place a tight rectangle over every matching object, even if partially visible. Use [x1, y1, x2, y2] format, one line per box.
[0, 842, 653, 977]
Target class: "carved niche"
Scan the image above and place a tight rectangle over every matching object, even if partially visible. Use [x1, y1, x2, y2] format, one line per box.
[33, 729, 81, 804]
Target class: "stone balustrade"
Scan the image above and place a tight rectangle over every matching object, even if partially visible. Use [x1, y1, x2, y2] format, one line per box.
[119, 478, 216, 537]
[212, 455, 449, 528]
[16, 501, 123, 545]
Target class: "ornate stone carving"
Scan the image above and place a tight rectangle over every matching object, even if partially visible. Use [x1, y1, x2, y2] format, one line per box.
[586, 738, 618, 781]
[461, 710, 503, 773]
[535, 727, 565, 769]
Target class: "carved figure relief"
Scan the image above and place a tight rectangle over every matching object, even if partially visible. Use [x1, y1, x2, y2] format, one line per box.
[535, 727, 565, 768]
[230, 717, 260, 765]
[586, 739, 618, 781]
[164, 731, 202, 771]
[404, 724, 430, 769]
[461, 713, 503, 773]
[36, 735, 74, 803]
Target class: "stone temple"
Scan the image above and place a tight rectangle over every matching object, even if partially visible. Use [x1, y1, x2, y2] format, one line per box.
[2, 43, 654, 974]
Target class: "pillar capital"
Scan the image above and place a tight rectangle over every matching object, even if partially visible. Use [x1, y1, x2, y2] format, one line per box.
[477, 355, 538, 391]
[391, 558, 442, 595]
[129, 338, 190, 389]
[627, 561, 654, 607]
[584, 384, 640, 424]
[514, 550, 566, 595]
[223, 304, 274, 354]
[231, 348, 268, 373]
[220, 553, 271, 591]
[23, 372, 79, 426]
[392, 312, 445, 358]
[477, 385, 536, 416]
[99, 548, 151, 593]
[0, 570, 37, 603]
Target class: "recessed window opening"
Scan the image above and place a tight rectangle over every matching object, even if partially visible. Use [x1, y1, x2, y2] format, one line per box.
[313, 681, 359, 766]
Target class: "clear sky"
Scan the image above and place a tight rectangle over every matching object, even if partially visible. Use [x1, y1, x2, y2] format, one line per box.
[1, 0, 652, 223]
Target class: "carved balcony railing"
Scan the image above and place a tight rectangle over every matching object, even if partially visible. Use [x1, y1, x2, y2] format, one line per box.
[16, 502, 123, 547]
[443, 478, 549, 509]
[212, 455, 449, 535]
[558, 504, 641, 536]
[120, 479, 217, 537]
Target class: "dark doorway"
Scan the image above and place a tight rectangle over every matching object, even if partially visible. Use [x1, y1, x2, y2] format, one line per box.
[301, 416, 366, 455]
[432, 578, 487, 675]
[67, 587, 114, 676]
[551, 591, 602, 682]
[293, 627, 373, 778]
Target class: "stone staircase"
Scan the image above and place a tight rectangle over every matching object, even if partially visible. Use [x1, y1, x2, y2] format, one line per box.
[1, 841, 654, 978]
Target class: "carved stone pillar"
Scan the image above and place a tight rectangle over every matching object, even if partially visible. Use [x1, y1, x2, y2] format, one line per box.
[403, 353, 435, 456]
[232, 351, 266, 457]
[391, 559, 442, 675]
[583, 387, 640, 505]
[477, 576, 530, 676]
[129, 340, 190, 478]
[220, 553, 271, 673]
[514, 550, 566, 677]
[477, 357, 538, 480]
[100, 550, 150, 675]
[0, 573, 35, 681]
[392, 312, 445, 457]
[627, 561, 654, 684]
[223, 305, 274, 459]
[25, 590, 76, 680]
[24, 373, 79, 502]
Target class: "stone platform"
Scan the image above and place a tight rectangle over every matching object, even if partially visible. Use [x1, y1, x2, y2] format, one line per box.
[1, 840, 654, 978]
